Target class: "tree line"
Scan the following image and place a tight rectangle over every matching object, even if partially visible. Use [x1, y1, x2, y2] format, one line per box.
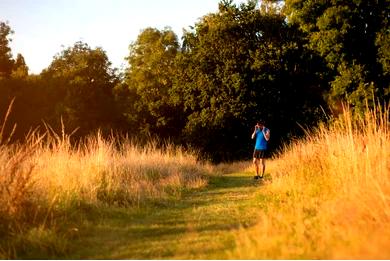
[0, 0, 389, 162]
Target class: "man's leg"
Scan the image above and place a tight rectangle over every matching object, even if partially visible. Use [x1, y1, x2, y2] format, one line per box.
[253, 158, 259, 177]
[260, 158, 266, 177]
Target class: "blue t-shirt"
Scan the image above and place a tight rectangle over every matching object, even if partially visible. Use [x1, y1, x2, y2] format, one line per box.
[254, 128, 269, 150]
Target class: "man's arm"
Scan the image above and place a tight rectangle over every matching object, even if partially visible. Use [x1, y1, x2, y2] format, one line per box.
[251, 128, 257, 139]
[263, 129, 270, 141]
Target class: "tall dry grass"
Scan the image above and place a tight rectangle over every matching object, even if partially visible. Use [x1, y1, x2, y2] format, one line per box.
[233, 104, 390, 259]
[0, 119, 212, 257]
[30, 132, 209, 207]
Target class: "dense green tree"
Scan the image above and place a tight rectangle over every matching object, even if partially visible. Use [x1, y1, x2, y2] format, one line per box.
[123, 27, 184, 139]
[376, 20, 390, 78]
[0, 75, 57, 139]
[174, 0, 327, 161]
[41, 41, 120, 136]
[0, 22, 33, 140]
[285, 0, 390, 110]
[0, 22, 14, 78]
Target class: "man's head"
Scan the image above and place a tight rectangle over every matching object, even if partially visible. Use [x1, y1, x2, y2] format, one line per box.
[256, 120, 265, 129]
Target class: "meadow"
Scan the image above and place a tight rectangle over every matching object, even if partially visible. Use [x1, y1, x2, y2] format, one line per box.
[0, 104, 212, 257]
[233, 104, 390, 259]
[0, 104, 389, 259]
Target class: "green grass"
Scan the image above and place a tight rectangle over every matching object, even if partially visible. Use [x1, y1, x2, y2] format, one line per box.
[47, 169, 267, 259]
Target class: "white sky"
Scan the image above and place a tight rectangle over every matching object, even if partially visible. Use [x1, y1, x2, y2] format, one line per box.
[0, 0, 248, 74]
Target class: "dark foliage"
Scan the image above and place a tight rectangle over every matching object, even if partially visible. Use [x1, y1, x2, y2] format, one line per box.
[1, 0, 388, 162]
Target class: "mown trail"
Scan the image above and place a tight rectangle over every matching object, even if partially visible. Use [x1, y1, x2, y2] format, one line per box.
[66, 171, 268, 259]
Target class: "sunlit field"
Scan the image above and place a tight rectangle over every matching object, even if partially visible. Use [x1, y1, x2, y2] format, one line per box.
[1, 103, 389, 259]
[1, 0, 389, 258]
[232, 104, 390, 259]
[0, 119, 212, 257]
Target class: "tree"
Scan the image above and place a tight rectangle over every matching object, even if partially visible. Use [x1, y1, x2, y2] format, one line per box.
[285, 0, 390, 110]
[0, 22, 33, 141]
[174, 1, 327, 162]
[41, 41, 119, 136]
[376, 19, 390, 92]
[11, 54, 28, 79]
[123, 27, 184, 139]
[0, 21, 15, 78]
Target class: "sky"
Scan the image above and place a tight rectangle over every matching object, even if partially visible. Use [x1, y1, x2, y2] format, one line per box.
[0, 0, 247, 74]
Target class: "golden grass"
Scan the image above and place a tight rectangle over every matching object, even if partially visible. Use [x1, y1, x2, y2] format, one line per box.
[0, 99, 216, 258]
[0, 129, 212, 244]
[31, 133, 210, 206]
[232, 104, 390, 259]
[1, 100, 389, 259]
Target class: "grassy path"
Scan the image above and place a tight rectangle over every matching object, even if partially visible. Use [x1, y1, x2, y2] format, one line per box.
[66, 171, 267, 259]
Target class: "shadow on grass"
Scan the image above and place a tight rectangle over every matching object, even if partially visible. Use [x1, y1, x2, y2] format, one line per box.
[207, 172, 271, 190]
[64, 173, 265, 259]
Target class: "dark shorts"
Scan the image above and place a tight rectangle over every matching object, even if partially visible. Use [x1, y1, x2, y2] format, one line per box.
[253, 149, 267, 159]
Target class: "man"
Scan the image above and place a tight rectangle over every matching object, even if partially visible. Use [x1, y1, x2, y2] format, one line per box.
[251, 120, 270, 179]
